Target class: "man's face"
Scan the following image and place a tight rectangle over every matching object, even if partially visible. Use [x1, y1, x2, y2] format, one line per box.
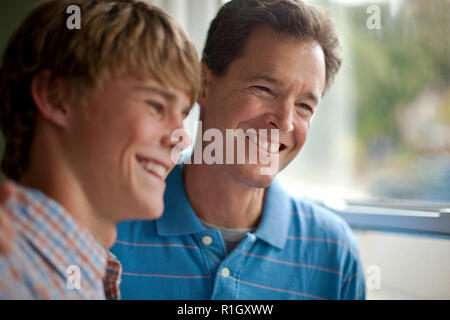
[66, 74, 191, 221]
[199, 26, 326, 187]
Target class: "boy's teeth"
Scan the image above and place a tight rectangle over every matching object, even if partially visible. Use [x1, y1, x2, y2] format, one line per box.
[139, 160, 166, 178]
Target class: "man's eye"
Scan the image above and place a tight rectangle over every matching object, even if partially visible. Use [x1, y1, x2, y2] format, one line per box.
[252, 86, 271, 94]
[297, 103, 313, 117]
[300, 103, 312, 111]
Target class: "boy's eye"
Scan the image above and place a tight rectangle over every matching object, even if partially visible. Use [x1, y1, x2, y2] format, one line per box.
[146, 101, 164, 114]
[182, 108, 191, 119]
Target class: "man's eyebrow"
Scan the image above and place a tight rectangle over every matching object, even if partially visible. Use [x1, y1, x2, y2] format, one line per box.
[132, 85, 176, 101]
[246, 74, 320, 105]
[245, 74, 283, 86]
[303, 92, 319, 106]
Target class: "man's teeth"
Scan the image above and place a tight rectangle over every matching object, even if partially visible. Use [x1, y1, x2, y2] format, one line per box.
[245, 133, 279, 153]
[139, 160, 166, 178]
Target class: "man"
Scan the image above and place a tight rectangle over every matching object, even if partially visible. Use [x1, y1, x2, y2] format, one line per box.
[0, 0, 199, 299]
[111, 0, 366, 299]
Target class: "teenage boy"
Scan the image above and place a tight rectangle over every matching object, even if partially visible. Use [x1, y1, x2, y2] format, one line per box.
[0, 0, 200, 299]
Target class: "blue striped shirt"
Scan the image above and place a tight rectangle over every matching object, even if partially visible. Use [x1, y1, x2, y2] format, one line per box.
[112, 164, 366, 300]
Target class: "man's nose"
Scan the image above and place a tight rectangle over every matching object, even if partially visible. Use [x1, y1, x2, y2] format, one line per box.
[263, 99, 294, 133]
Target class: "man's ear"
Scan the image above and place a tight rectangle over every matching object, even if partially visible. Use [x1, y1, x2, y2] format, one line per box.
[197, 62, 214, 108]
[30, 70, 71, 128]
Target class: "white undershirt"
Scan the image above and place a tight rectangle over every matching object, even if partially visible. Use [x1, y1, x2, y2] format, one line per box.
[198, 217, 256, 254]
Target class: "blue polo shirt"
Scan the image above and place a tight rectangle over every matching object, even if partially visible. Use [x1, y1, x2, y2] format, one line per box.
[112, 164, 366, 300]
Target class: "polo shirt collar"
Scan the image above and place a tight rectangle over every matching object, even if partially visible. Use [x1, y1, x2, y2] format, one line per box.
[156, 164, 206, 236]
[254, 179, 291, 250]
[156, 164, 292, 250]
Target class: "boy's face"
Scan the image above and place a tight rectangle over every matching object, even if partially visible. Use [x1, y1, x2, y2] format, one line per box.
[65, 74, 191, 222]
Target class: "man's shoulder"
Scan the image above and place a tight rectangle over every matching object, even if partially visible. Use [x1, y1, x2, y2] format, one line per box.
[290, 195, 358, 248]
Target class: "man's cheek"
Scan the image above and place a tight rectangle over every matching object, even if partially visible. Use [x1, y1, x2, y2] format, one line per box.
[295, 126, 309, 149]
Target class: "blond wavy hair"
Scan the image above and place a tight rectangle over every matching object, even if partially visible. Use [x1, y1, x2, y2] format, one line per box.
[0, 0, 201, 180]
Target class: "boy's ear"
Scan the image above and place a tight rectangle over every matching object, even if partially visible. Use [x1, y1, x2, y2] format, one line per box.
[197, 62, 214, 109]
[30, 70, 71, 128]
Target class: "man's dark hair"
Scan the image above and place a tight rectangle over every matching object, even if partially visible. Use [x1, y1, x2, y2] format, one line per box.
[202, 0, 341, 93]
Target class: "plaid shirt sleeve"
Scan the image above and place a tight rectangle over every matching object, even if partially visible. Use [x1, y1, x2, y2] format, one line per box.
[103, 252, 122, 300]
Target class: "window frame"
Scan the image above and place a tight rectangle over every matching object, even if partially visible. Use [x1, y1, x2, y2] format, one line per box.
[320, 200, 450, 237]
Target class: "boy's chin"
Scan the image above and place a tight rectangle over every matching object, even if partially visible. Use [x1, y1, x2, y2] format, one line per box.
[123, 197, 164, 221]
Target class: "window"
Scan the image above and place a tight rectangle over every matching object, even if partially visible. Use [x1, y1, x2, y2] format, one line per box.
[176, 0, 450, 235]
[274, 0, 450, 235]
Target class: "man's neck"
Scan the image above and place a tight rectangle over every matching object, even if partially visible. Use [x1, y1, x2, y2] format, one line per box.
[184, 162, 266, 229]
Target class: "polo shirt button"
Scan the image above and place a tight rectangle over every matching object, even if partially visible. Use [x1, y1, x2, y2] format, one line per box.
[202, 236, 213, 246]
[221, 267, 230, 278]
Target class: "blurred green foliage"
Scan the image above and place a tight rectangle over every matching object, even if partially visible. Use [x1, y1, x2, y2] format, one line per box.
[344, 0, 449, 159]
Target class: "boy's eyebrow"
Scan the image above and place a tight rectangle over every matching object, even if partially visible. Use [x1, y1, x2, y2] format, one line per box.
[132, 85, 176, 101]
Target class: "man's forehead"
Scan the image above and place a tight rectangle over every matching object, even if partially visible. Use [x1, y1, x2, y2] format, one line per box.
[243, 33, 326, 97]
[239, 27, 324, 66]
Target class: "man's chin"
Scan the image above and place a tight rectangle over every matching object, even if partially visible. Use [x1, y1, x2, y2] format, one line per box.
[232, 164, 278, 188]
[254, 172, 278, 188]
